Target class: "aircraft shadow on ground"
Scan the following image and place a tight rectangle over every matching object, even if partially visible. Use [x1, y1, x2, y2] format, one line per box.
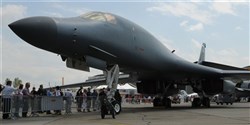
[122, 104, 250, 113]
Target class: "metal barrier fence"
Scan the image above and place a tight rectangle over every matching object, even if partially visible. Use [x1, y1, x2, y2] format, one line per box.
[0, 95, 65, 119]
[0, 95, 152, 119]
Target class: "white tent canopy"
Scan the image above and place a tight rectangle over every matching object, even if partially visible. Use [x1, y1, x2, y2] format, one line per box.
[96, 83, 136, 90]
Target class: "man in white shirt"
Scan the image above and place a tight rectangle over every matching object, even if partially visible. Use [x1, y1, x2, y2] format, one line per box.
[2, 80, 15, 119]
[55, 86, 62, 115]
[64, 89, 73, 114]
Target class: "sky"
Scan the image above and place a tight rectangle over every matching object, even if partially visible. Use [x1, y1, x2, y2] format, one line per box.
[1, 0, 249, 88]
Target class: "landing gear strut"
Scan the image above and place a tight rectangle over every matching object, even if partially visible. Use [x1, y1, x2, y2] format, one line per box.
[103, 64, 121, 114]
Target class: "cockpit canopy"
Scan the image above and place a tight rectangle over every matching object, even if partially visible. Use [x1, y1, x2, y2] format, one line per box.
[80, 12, 117, 24]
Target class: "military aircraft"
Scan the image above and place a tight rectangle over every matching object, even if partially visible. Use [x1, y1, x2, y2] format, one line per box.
[9, 11, 250, 110]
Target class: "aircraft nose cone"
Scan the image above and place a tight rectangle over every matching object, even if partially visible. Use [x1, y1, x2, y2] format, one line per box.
[9, 17, 57, 49]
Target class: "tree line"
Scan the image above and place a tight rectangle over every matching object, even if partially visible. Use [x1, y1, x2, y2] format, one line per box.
[4, 77, 22, 88]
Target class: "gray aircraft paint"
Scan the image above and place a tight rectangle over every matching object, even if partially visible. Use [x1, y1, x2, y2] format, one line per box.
[9, 12, 250, 96]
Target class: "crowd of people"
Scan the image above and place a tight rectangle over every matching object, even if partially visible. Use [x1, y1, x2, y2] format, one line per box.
[75, 86, 122, 113]
[0, 80, 123, 120]
[0, 80, 75, 119]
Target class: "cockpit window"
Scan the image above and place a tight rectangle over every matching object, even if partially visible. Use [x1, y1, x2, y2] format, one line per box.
[81, 12, 117, 24]
[83, 12, 106, 22]
[104, 13, 117, 24]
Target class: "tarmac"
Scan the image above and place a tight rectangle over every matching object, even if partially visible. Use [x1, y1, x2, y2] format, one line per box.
[1, 102, 249, 125]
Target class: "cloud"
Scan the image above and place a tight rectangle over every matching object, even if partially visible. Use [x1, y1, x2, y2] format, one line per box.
[180, 20, 189, 27]
[147, 3, 213, 24]
[180, 21, 204, 31]
[147, 2, 248, 32]
[1, 4, 27, 25]
[189, 23, 204, 31]
[210, 2, 236, 15]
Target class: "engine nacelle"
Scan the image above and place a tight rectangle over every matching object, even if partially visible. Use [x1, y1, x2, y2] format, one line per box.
[136, 80, 158, 94]
[201, 79, 235, 95]
[136, 80, 179, 96]
[223, 80, 235, 94]
[236, 81, 250, 89]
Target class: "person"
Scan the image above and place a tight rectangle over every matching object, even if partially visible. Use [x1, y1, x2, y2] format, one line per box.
[14, 84, 23, 118]
[47, 88, 54, 96]
[54, 86, 62, 115]
[76, 86, 83, 112]
[98, 88, 107, 108]
[91, 89, 98, 111]
[0, 84, 3, 114]
[37, 84, 47, 96]
[30, 87, 39, 116]
[86, 88, 92, 112]
[82, 89, 87, 112]
[2, 80, 16, 119]
[37, 84, 46, 113]
[0, 84, 3, 93]
[114, 89, 122, 105]
[45, 87, 54, 114]
[64, 89, 73, 114]
[22, 82, 31, 117]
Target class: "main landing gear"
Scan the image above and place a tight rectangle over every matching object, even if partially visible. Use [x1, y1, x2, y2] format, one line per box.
[153, 97, 172, 108]
[192, 97, 210, 108]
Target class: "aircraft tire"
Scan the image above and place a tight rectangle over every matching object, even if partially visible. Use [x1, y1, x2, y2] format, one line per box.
[192, 98, 201, 107]
[153, 98, 161, 107]
[202, 97, 210, 108]
[112, 101, 121, 114]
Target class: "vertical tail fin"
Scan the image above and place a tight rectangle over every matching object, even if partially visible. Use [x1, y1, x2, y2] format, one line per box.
[198, 43, 206, 64]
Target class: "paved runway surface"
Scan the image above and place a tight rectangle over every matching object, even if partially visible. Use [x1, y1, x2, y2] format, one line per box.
[1, 102, 249, 125]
